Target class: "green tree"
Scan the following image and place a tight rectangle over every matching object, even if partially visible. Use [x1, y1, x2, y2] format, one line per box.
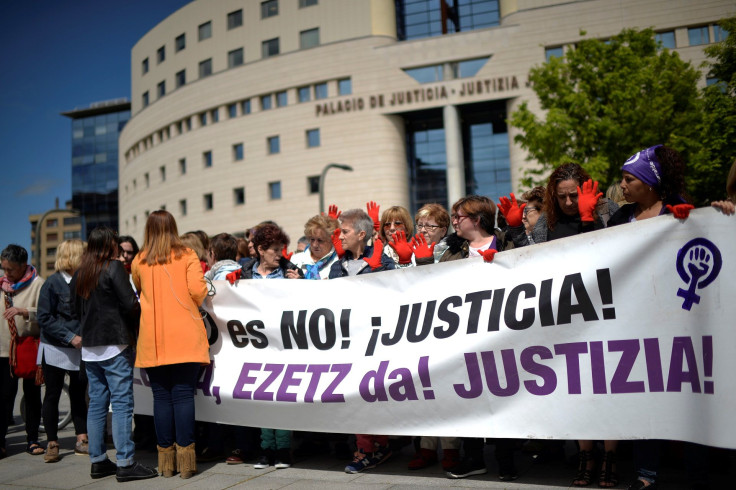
[690, 17, 736, 204]
[510, 28, 702, 191]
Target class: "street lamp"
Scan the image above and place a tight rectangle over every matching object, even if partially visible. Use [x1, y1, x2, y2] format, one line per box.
[319, 163, 353, 214]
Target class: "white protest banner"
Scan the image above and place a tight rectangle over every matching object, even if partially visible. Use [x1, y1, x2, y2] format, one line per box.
[133, 208, 735, 449]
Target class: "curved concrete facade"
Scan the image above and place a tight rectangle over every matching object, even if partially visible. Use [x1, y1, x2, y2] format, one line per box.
[120, 0, 734, 244]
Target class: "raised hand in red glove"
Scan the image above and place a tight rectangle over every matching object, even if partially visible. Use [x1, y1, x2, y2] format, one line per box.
[366, 201, 381, 231]
[282, 245, 293, 261]
[363, 237, 384, 270]
[480, 248, 498, 263]
[411, 233, 435, 260]
[225, 269, 242, 285]
[666, 203, 695, 219]
[331, 228, 345, 258]
[498, 193, 527, 228]
[388, 230, 413, 265]
[576, 179, 603, 222]
[326, 204, 341, 220]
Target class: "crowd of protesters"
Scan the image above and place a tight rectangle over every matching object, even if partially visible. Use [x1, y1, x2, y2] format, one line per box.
[0, 145, 734, 488]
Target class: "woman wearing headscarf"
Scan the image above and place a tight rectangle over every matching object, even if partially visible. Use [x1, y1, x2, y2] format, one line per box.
[1, 244, 44, 459]
[37, 239, 89, 463]
[132, 211, 209, 479]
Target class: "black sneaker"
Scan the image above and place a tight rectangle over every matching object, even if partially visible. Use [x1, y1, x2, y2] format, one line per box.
[274, 448, 292, 469]
[446, 458, 487, 479]
[253, 454, 271, 469]
[115, 462, 158, 482]
[90, 458, 117, 479]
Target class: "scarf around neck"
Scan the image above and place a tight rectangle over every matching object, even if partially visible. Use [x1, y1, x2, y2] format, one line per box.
[0, 265, 37, 294]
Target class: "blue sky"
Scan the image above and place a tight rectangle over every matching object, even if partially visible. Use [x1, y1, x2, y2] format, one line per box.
[0, 0, 192, 256]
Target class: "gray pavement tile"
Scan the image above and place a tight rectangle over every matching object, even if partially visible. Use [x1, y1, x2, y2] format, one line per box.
[229, 476, 300, 489]
[281, 480, 391, 489]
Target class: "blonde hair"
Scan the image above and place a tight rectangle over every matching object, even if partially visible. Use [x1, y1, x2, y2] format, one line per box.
[54, 239, 86, 273]
[379, 206, 414, 242]
[304, 214, 339, 238]
[180, 232, 206, 262]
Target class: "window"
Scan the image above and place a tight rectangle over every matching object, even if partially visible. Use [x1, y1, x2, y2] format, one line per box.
[276, 91, 287, 107]
[199, 112, 207, 126]
[688, 26, 710, 46]
[397, 0, 499, 41]
[198, 21, 212, 41]
[199, 58, 212, 78]
[338, 78, 352, 95]
[63, 231, 81, 240]
[261, 0, 278, 18]
[145, 173, 150, 188]
[242, 99, 251, 114]
[63, 217, 80, 226]
[233, 143, 244, 161]
[298, 86, 311, 102]
[300, 28, 320, 49]
[228, 48, 244, 68]
[46, 218, 58, 228]
[157, 80, 166, 98]
[655, 31, 676, 49]
[175, 33, 186, 52]
[157, 46, 165, 64]
[142, 57, 149, 75]
[46, 247, 56, 257]
[203, 193, 213, 210]
[228, 103, 237, 118]
[261, 94, 273, 110]
[299, 0, 318, 7]
[315, 82, 328, 99]
[142, 91, 149, 107]
[179, 158, 186, 174]
[262, 38, 279, 58]
[545, 46, 564, 62]
[306, 128, 320, 148]
[267, 136, 280, 154]
[176, 121, 183, 134]
[160, 165, 166, 182]
[46, 233, 58, 242]
[269, 181, 282, 199]
[211, 108, 219, 123]
[179, 199, 187, 216]
[185, 117, 192, 131]
[175, 69, 186, 88]
[234, 187, 245, 205]
[307, 176, 320, 194]
[713, 25, 728, 43]
[203, 150, 213, 167]
[227, 9, 243, 29]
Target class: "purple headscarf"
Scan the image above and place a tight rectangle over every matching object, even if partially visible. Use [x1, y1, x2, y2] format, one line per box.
[621, 144, 663, 188]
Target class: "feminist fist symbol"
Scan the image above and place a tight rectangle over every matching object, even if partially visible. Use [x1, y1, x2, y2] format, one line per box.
[675, 238, 722, 311]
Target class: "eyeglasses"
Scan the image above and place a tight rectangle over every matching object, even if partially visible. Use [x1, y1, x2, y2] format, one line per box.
[416, 222, 441, 231]
[523, 207, 540, 215]
[451, 213, 470, 222]
[383, 220, 404, 227]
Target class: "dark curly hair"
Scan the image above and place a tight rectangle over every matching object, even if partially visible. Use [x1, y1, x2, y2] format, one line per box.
[251, 223, 289, 260]
[543, 163, 591, 231]
[655, 146, 690, 204]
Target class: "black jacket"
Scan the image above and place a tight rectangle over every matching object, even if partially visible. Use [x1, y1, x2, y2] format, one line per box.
[70, 260, 140, 348]
[37, 272, 80, 347]
[240, 257, 303, 279]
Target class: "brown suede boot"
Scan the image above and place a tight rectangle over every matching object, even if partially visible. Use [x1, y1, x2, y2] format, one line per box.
[157, 445, 176, 477]
[175, 443, 197, 479]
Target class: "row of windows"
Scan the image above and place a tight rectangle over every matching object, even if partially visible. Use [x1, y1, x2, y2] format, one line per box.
[128, 77, 348, 162]
[140, 27, 322, 109]
[124, 129, 321, 196]
[544, 23, 728, 62]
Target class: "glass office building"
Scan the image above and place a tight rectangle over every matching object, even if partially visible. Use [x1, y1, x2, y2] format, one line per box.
[62, 99, 130, 236]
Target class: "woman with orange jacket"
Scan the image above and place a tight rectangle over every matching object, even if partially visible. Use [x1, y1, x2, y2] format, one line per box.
[131, 210, 208, 480]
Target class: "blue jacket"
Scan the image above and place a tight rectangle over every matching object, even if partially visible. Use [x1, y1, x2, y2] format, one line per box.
[328, 244, 395, 278]
[37, 272, 80, 347]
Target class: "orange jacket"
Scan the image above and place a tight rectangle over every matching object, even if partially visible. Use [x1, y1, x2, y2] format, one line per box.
[132, 249, 209, 367]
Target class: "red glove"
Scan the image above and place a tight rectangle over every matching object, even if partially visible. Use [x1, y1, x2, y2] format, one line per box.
[327, 204, 341, 220]
[388, 230, 413, 265]
[366, 201, 380, 231]
[666, 203, 695, 219]
[411, 233, 435, 260]
[331, 228, 345, 258]
[498, 193, 527, 228]
[282, 245, 293, 261]
[225, 269, 241, 284]
[480, 248, 498, 263]
[363, 237, 384, 270]
[576, 179, 602, 222]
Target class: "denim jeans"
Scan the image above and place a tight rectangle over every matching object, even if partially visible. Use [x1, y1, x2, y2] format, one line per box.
[86, 348, 135, 466]
[145, 363, 200, 448]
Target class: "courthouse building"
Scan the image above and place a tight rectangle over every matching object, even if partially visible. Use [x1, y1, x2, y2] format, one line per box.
[119, 0, 733, 243]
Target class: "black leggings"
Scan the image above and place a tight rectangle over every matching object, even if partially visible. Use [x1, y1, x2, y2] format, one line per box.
[42, 361, 88, 442]
[0, 358, 41, 445]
